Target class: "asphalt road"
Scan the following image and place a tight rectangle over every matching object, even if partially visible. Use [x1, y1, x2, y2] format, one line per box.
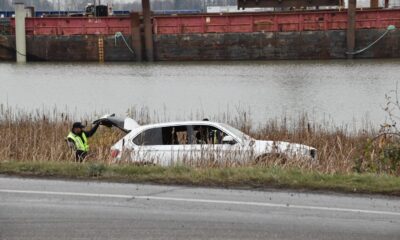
[0, 176, 399, 240]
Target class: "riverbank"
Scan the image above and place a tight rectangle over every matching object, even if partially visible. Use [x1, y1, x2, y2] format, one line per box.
[0, 106, 397, 174]
[1, 106, 400, 195]
[0, 107, 365, 173]
[1, 161, 399, 196]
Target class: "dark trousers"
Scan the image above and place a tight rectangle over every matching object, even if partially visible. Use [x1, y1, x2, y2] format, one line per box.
[75, 150, 88, 162]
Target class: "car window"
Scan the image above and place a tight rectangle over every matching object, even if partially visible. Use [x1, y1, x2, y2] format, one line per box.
[133, 125, 233, 146]
[219, 123, 251, 142]
[161, 126, 188, 145]
[133, 126, 189, 146]
[133, 128, 163, 146]
[190, 125, 230, 145]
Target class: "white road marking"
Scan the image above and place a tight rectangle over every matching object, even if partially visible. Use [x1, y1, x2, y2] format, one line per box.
[135, 196, 400, 216]
[1, 189, 399, 217]
[0, 189, 132, 199]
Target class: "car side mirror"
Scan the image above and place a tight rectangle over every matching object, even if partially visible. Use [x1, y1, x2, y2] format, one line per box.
[222, 135, 236, 145]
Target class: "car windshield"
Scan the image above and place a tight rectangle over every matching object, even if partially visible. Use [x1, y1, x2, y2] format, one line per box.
[219, 123, 252, 142]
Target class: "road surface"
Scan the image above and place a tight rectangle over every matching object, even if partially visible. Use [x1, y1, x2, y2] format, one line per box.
[0, 176, 399, 240]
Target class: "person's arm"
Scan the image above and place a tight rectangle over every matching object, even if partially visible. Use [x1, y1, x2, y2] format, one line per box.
[84, 123, 100, 138]
[66, 138, 77, 150]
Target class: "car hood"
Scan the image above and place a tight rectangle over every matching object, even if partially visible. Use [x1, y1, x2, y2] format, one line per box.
[253, 140, 317, 159]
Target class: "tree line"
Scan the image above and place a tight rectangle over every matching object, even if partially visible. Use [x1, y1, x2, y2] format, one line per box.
[0, 0, 238, 11]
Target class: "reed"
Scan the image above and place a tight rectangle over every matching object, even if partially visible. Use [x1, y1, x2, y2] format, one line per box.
[0, 105, 396, 176]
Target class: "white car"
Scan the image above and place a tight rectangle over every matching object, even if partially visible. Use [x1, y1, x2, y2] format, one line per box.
[94, 114, 317, 166]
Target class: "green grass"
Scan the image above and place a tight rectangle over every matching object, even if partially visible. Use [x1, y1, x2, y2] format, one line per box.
[1, 161, 399, 196]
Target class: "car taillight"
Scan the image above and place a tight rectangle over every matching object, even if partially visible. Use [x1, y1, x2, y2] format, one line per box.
[111, 149, 120, 158]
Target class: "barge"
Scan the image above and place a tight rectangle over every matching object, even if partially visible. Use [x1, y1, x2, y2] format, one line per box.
[0, 0, 399, 62]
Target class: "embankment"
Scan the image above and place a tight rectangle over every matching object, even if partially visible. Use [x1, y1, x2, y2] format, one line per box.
[0, 107, 399, 195]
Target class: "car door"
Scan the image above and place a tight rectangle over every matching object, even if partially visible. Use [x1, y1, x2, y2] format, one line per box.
[160, 125, 194, 164]
[181, 124, 246, 166]
[131, 124, 222, 166]
[130, 127, 173, 166]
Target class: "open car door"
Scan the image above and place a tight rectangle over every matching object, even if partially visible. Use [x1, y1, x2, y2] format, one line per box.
[93, 114, 140, 133]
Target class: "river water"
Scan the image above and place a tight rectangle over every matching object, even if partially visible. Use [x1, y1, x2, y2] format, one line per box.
[1, 59, 399, 127]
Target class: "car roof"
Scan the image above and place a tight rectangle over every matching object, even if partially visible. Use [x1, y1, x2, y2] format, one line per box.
[125, 120, 245, 145]
[139, 121, 223, 129]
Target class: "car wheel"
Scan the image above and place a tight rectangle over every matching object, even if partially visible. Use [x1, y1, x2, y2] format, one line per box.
[254, 153, 288, 165]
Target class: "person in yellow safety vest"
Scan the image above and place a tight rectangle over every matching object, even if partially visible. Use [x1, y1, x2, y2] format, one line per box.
[67, 122, 100, 162]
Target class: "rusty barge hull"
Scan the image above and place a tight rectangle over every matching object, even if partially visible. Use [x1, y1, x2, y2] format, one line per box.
[154, 29, 400, 60]
[0, 35, 136, 61]
[1, 29, 399, 61]
[0, 9, 400, 61]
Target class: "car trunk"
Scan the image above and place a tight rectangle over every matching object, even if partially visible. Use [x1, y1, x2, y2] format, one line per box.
[93, 114, 139, 133]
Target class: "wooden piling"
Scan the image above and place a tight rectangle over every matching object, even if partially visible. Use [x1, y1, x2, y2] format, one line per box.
[347, 0, 356, 59]
[142, 0, 154, 62]
[130, 12, 142, 62]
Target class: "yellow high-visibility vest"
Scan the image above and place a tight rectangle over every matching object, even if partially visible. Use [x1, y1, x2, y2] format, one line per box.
[67, 132, 89, 152]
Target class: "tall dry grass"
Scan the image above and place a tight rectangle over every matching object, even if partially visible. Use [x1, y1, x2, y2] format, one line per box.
[0, 105, 123, 163]
[250, 116, 374, 174]
[0, 105, 395, 175]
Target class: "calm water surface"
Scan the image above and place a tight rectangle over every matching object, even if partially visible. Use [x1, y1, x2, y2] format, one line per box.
[1, 60, 399, 127]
